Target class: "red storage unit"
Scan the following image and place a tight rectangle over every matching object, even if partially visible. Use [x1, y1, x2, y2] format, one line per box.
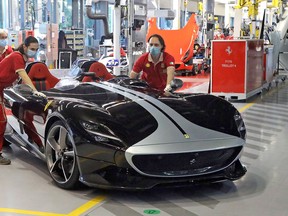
[211, 39, 264, 100]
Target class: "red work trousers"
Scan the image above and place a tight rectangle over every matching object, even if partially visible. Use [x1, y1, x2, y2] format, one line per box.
[0, 89, 7, 152]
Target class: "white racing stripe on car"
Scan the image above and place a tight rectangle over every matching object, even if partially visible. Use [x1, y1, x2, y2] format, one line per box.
[99, 82, 240, 142]
[90, 82, 243, 145]
[89, 82, 186, 144]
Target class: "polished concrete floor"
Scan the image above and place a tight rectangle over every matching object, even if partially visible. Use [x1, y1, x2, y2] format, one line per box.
[1, 79, 288, 216]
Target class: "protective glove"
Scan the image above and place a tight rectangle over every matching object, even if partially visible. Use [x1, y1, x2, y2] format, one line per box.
[164, 84, 172, 92]
[33, 91, 46, 98]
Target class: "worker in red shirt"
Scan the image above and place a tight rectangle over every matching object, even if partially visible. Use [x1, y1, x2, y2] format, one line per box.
[0, 29, 13, 62]
[0, 36, 46, 165]
[130, 34, 175, 92]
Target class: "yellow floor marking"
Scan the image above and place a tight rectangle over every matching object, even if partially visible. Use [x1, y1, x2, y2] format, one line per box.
[67, 195, 106, 216]
[0, 208, 66, 216]
[0, 195, 106, 216]
[238, 103, 254, 113]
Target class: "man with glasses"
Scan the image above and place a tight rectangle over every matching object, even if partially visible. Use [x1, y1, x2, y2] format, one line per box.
[129, 34, 175, 92]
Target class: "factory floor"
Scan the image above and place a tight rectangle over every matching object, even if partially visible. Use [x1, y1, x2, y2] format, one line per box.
[1, 77, 288, 216]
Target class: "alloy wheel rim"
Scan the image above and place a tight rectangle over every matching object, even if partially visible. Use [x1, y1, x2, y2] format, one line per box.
[46, 125, 76, 184]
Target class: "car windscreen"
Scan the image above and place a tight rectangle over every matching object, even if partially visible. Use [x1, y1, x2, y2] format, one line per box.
[53, 78, 80, 91]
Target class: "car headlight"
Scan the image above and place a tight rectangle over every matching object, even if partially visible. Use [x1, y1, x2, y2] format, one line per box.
[234, 112, 246, 140]
[80, 120, 123, 144]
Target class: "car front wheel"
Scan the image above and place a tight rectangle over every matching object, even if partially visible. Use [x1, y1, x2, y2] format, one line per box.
[45, 121, 80, 189]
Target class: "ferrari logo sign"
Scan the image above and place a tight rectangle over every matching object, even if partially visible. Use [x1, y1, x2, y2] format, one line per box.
[184, 134, 190, 139]
[225, 46, 232, 55]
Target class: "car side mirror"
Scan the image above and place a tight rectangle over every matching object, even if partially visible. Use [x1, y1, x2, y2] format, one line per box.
[170, 78, 183, 91]
[77, 72, 101, 81]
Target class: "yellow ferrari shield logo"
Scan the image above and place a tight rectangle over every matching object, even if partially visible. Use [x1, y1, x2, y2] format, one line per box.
[184, 134, 190, 139]
[145, 63, 150, 68]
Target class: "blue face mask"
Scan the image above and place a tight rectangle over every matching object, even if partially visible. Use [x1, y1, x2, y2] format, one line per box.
[27, 49, 37, 58]
[0, 39, 7, 47]
[149, 46, 161, 56]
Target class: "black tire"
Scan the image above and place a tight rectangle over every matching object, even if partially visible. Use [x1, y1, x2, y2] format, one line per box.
[45, 121, 80, 189]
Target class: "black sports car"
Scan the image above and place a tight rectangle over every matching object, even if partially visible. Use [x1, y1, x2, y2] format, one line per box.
[4, 77, 247, 190]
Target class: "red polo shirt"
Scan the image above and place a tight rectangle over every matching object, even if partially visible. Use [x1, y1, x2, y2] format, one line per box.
[0, 52, 25, 88]
[132, 52, 175, 90]
[0, 46, 13, 62]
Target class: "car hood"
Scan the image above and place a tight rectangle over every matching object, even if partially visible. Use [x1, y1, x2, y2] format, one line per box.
[92, 82, 243, 146]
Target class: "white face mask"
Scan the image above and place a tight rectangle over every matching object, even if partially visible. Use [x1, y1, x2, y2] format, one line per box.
[27, 49, 37, 58]
[0, 39, 7, 47]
